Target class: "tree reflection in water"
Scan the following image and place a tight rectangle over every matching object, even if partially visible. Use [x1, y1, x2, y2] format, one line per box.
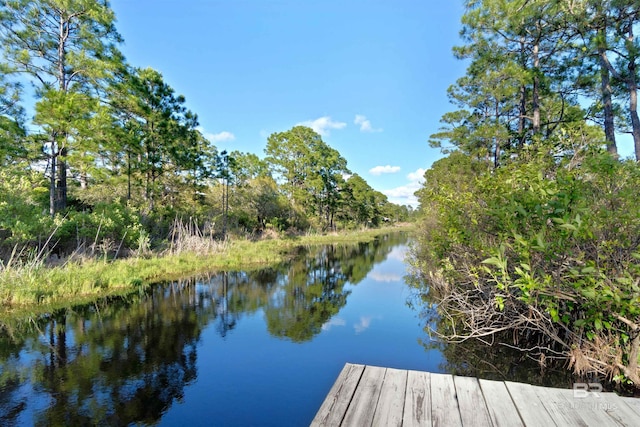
[0, 232, 407, 425]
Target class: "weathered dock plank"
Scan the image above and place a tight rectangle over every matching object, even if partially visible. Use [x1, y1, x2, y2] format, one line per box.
[310, 363, 365, 427]
[478, 378, 524, 427]
[501, 381, 557, 426]
[620, 395, 640, 418]
[453, 376, 492, 427]
[533, 386, 588, 426]
[593, 392, 640, 426]
[430, 373, 463, 427]
[310, 364, 640, 426]
[553, 388, 630, 427]
[402, 370, 431, 427]
[341, 365, 386, 427]
[372, 368, 408, 427]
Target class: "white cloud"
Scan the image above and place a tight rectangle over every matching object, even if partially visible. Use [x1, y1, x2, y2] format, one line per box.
[322, 317, 346, 331]
[383, 185, 420, 199]
[369, 271, 402, 283]
[198, 127, 236, 143]
[407, 168, 426, 183]
[354, 316, 372, 334]
[354, 114, 382, 133]
[296, 116, 346, 136]
[383, 184, 422, 206]
[369, 165, 401, 176]
[386, 246, 407, 261]
[382, 168, 428, 207]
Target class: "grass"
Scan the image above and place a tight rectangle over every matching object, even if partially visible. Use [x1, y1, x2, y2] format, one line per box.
[0, 224, 412, 320]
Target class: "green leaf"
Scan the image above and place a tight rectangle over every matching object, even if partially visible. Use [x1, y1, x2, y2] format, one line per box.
[594, 319, 603, 330]
[482, 257, 506, 269]
[559, 223, 578, 232]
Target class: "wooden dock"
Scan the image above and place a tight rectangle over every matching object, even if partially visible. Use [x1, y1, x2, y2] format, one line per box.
[311, 363, 640, 426]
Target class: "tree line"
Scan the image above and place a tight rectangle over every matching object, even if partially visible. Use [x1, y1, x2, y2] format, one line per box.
[412, 0, 640, 390]
[430, 0, 640, 161]
[0, 0, 411, 258]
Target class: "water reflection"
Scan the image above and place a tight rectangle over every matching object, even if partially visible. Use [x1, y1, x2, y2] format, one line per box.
[406, 276, 584, 390]
[420, 333, 578, 388]
[0, 232, 407, 425]
[0, 284, 206, 426]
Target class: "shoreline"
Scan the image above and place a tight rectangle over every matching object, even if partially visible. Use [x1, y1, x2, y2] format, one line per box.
[0, 225, 413, 322]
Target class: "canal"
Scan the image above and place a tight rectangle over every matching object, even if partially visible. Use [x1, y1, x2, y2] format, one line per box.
[0, 231, 581, 425]
[1, 233, 447, 426]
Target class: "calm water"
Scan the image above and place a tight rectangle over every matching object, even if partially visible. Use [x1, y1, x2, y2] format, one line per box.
[0, 233, 447, 426]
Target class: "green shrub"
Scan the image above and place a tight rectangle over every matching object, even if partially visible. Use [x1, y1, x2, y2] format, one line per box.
[0, 167, 51, 246]
[412, 148, 640, 387]
[54, 202, 144, 254]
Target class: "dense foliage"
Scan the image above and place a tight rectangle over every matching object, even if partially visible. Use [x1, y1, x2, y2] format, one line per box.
[0, 0, 411, 263]
[411, 0, 640, 388]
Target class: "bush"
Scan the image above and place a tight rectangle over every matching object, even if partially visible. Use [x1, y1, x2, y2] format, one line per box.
[0, 167, 52, 249]
[54, 202, 144, 256]
[411, 148, 640, 387]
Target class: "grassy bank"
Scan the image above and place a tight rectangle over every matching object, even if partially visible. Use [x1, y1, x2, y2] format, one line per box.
[0, 225, 413, 320]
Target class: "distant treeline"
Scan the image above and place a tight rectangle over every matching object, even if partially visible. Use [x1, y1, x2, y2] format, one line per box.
[0, 1, 413, 259]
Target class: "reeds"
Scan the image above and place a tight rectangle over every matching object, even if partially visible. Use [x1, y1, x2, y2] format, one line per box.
[0, 224, 411, 315]
[168, 217, 227, 255]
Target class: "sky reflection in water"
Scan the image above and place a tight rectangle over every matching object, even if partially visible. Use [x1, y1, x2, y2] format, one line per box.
[0, 233, 443, 426]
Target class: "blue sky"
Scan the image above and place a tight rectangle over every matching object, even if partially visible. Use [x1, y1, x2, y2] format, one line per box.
[110, 0, 468, 206]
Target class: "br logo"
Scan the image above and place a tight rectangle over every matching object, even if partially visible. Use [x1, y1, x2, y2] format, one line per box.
[573, 383, 603, 398]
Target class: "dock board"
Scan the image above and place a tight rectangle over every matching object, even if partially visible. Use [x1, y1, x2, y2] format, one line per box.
[311, 363, 640, 426]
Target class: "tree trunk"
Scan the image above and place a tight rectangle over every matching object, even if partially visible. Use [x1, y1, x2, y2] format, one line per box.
[532, 42, 541, 135]
[80, 170, 88, 190]
[600, 49, 618, 155]
[56, 147, 67, 212]
[518, 39, 527, 146]
[494, 101, 500, 169]
[127, 151, 132, 200]
[629, 73, 640, 162]
[620, 332, 640, 385]
[628, 27, 640, 161]
[222, 179, 228, 238]
[225, 178, 229, 235]
[145, 144, 153, 211]
[149, 169, 155, 212]
[55, 13, 68, 213]
[49, 144, 57, 217]
[595, 8, 617, 156]
[598, 25, 639, 159]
